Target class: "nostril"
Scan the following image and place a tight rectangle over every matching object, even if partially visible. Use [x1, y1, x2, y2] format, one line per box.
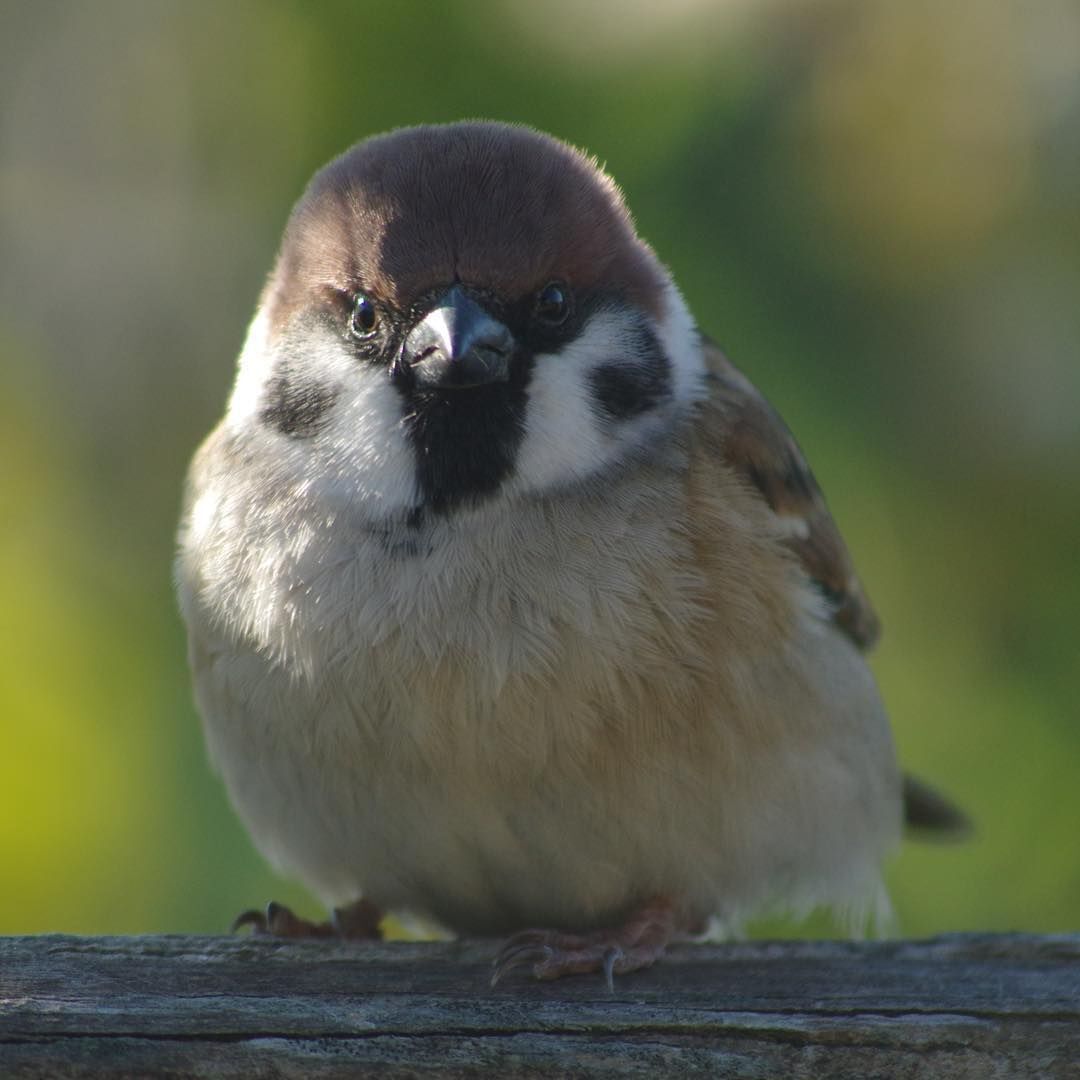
[408, 345, 441, 366]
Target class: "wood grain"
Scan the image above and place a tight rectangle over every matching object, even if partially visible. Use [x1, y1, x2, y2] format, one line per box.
[1, 933, 1078, 1077]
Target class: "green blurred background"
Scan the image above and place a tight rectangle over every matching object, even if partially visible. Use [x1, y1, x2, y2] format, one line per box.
[2, 0, 1078, 938]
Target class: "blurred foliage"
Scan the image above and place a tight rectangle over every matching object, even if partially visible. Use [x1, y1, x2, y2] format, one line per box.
[1, 0, 1077, 937]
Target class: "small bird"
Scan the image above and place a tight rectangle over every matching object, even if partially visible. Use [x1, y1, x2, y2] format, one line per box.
[176, 121, 964, 985]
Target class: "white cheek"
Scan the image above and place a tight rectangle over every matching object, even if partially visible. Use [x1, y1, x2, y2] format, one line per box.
[512, 302, 705, 496]
[225, 307, 273, 432]
[512, 312, 628, 494]
[512, 335, 611, 493]
[226, 311, 418, 514]
[655, 275, 707, 408]
[317, 366, 417, 511]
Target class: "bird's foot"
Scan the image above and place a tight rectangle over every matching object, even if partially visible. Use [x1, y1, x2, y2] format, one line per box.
[491, 896, 676, 990]
[232, 897, 383, 940]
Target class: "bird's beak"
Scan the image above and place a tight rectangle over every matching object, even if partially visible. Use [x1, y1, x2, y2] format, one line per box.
[402, 286, 513, 390]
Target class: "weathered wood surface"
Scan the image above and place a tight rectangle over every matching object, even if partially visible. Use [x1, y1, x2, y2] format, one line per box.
[1, 933, 1078, 1078]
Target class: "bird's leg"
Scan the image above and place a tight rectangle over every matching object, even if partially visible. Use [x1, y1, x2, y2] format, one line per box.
[491, 896, 677, 989]
[232, 897, 383, 940]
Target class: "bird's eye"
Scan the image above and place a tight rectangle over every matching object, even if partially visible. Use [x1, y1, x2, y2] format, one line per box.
[534, 282, 571, 326]
[350, 293, 380, 338]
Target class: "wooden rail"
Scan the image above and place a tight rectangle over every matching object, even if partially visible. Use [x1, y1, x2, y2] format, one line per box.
[1, 933, 1078, 1077]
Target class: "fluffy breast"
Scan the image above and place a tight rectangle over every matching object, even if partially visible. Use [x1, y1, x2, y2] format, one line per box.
[178, 420, 899, 933]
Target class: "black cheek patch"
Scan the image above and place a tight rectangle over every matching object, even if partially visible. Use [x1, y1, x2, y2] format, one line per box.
[261, 368, 340, 438]
[588, 327, 670, 422]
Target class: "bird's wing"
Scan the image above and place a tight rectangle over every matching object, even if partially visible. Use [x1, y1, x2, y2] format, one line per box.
[700, 337, 881, 651]
[700, 339, 972, 836]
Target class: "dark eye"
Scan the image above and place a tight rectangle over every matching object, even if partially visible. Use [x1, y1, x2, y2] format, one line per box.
[534, 282, 571, 326]
[350, 293, 380, 337]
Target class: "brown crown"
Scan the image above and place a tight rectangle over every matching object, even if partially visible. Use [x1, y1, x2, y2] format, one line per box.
[262, 121, 667, 332]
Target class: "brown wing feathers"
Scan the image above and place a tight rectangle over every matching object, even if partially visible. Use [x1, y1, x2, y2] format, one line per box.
[702, 340, 881, 651]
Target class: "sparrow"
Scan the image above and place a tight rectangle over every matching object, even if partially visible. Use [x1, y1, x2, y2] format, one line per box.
[176, 121, 965, 986]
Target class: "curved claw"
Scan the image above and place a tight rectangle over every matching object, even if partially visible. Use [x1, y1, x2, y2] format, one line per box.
[490, 943, 554, 987]
[601, 945, 627, 994]
[231, 908, 269, 934]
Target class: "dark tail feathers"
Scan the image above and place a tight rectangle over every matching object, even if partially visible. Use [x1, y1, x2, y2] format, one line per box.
[903, 774, 972, 841]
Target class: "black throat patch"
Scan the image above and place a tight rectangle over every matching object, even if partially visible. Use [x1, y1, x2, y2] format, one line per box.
[398, 379, 529, 512]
